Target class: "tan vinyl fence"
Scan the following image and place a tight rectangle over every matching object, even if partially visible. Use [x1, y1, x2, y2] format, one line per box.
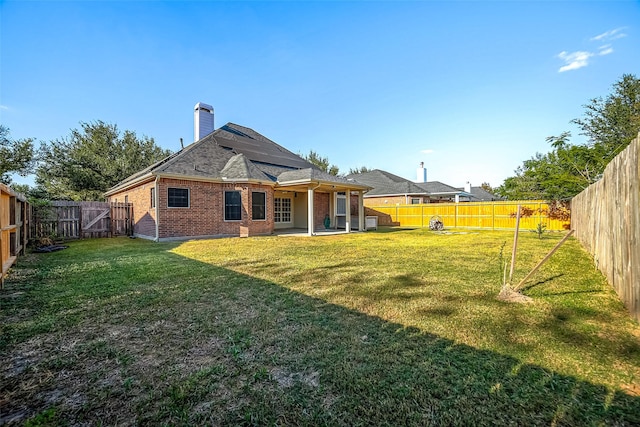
[366, 200, 571, 231]
[571, 133, 640, 322]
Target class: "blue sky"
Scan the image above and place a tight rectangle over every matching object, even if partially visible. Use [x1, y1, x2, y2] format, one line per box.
[2, 1, 639, 189]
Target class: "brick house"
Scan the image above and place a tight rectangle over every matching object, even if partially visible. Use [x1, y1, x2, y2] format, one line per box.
[105, 104, 370, 241]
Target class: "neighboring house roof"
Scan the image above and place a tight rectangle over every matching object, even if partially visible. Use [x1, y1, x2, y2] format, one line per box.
[345, 169, 470, 198]
[344, 169, 430, 197]
[106, 123, 368, 195]
[460, 186, 503, 201]
[416, 181, 463, 196]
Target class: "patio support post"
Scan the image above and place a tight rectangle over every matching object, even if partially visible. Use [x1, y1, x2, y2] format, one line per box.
[358, 191, 364, 231]
[308, 187, 314, 236]
[345, 189, 351, 233]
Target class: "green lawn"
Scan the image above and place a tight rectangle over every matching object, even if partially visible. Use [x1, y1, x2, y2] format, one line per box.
[1, 228, 639, 426]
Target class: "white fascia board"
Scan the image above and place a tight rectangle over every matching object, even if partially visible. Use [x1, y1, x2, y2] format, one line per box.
[104, 173, 154, 196]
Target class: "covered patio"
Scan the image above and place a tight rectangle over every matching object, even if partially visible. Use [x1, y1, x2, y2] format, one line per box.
[275, 169, 371, 236]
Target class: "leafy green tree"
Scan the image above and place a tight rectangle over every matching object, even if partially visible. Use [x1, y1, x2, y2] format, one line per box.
[572, 73, 640, 161]
[37, 121, 171, 200]
[348, 166, 373, 175]
[0, 125, 36, 185]
[496, 74, 640, 201]
[303, 150, 339, 176]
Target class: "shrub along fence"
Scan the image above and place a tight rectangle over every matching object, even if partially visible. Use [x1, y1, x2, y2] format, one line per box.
[32, 201, 133, 240]
[571, 132, 640, 322]
[366, 200, 571, 231]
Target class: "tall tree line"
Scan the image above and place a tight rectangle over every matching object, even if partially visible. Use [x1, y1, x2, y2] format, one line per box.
[4, 121, 171, 201]
[496, 74, 640, 200]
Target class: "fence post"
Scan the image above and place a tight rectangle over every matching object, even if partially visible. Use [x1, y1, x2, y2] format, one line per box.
[492, 202, 495, 231]
[78, 204, 83, 239]
[455, 204, 458, 228]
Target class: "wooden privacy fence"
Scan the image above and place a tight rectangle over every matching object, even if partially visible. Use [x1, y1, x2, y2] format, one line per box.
[366, 200, 571, 231]
[32, 201, 133, 239]
[571, 132, 640, 322]
[1, 183, 29, 287]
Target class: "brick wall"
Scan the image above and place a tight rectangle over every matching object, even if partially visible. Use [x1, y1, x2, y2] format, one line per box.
[108, 179, 157, 238]
[157, 178, 274, 239]
[363, 196, 452, 206]
[109, 178, 275, 240]
[364, 195, 409, 206]
[313, 192, 330, 229]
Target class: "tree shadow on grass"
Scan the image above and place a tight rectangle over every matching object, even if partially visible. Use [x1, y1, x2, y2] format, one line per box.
[1, 241, 639, 426]
[519, 273, 565, 292]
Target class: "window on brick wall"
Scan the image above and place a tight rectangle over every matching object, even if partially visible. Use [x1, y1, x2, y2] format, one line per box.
[411, 198, 421, 204]
[252, 191, 266, 220]
[168, 188, 189, 208]
[150, 188, 156, 208]
[225, 191, 242, 221]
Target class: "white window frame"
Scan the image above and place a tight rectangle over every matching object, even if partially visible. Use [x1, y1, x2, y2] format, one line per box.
[335, 192, 347, 217]
[274, 196, 292, 223]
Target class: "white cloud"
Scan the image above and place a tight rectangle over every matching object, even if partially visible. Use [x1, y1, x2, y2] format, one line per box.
[0, 105, 8, 110]
[556, 27, 625, 72]
[598, 45, 614, 56]
[420, 149, 434, 154]
[590, 27, 627, 42]
[557, 51, 593, 72]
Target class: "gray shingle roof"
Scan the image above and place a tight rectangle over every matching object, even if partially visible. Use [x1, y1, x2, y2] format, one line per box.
[220, 153, 273, 181]
[461, 186, 502, 201]
[416, 181, 461, 195]
[345, 169, 430, 197]
[155, 138, 235, 178]
[106, 122, 366, 195]
[278, 168, 366, 186]
[215, 123, 315, 170]
[346, 170, 470, 198]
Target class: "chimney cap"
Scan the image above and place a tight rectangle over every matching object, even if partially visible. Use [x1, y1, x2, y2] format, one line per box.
[194, 102, 213, 113]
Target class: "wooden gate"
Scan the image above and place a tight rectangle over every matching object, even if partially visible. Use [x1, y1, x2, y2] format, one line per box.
[32, 201, 133, 239]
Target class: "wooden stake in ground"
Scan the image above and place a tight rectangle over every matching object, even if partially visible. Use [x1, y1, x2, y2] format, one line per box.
[514, 230, 575, 291]
[508, 205, 521, 285]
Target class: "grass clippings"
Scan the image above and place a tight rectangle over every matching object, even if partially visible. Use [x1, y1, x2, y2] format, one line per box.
[1, 228, 639, 426]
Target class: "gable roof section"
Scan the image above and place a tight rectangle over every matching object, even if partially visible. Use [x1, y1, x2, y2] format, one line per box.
[220, 153, 272, 181]
[345, 169, 429, 197]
